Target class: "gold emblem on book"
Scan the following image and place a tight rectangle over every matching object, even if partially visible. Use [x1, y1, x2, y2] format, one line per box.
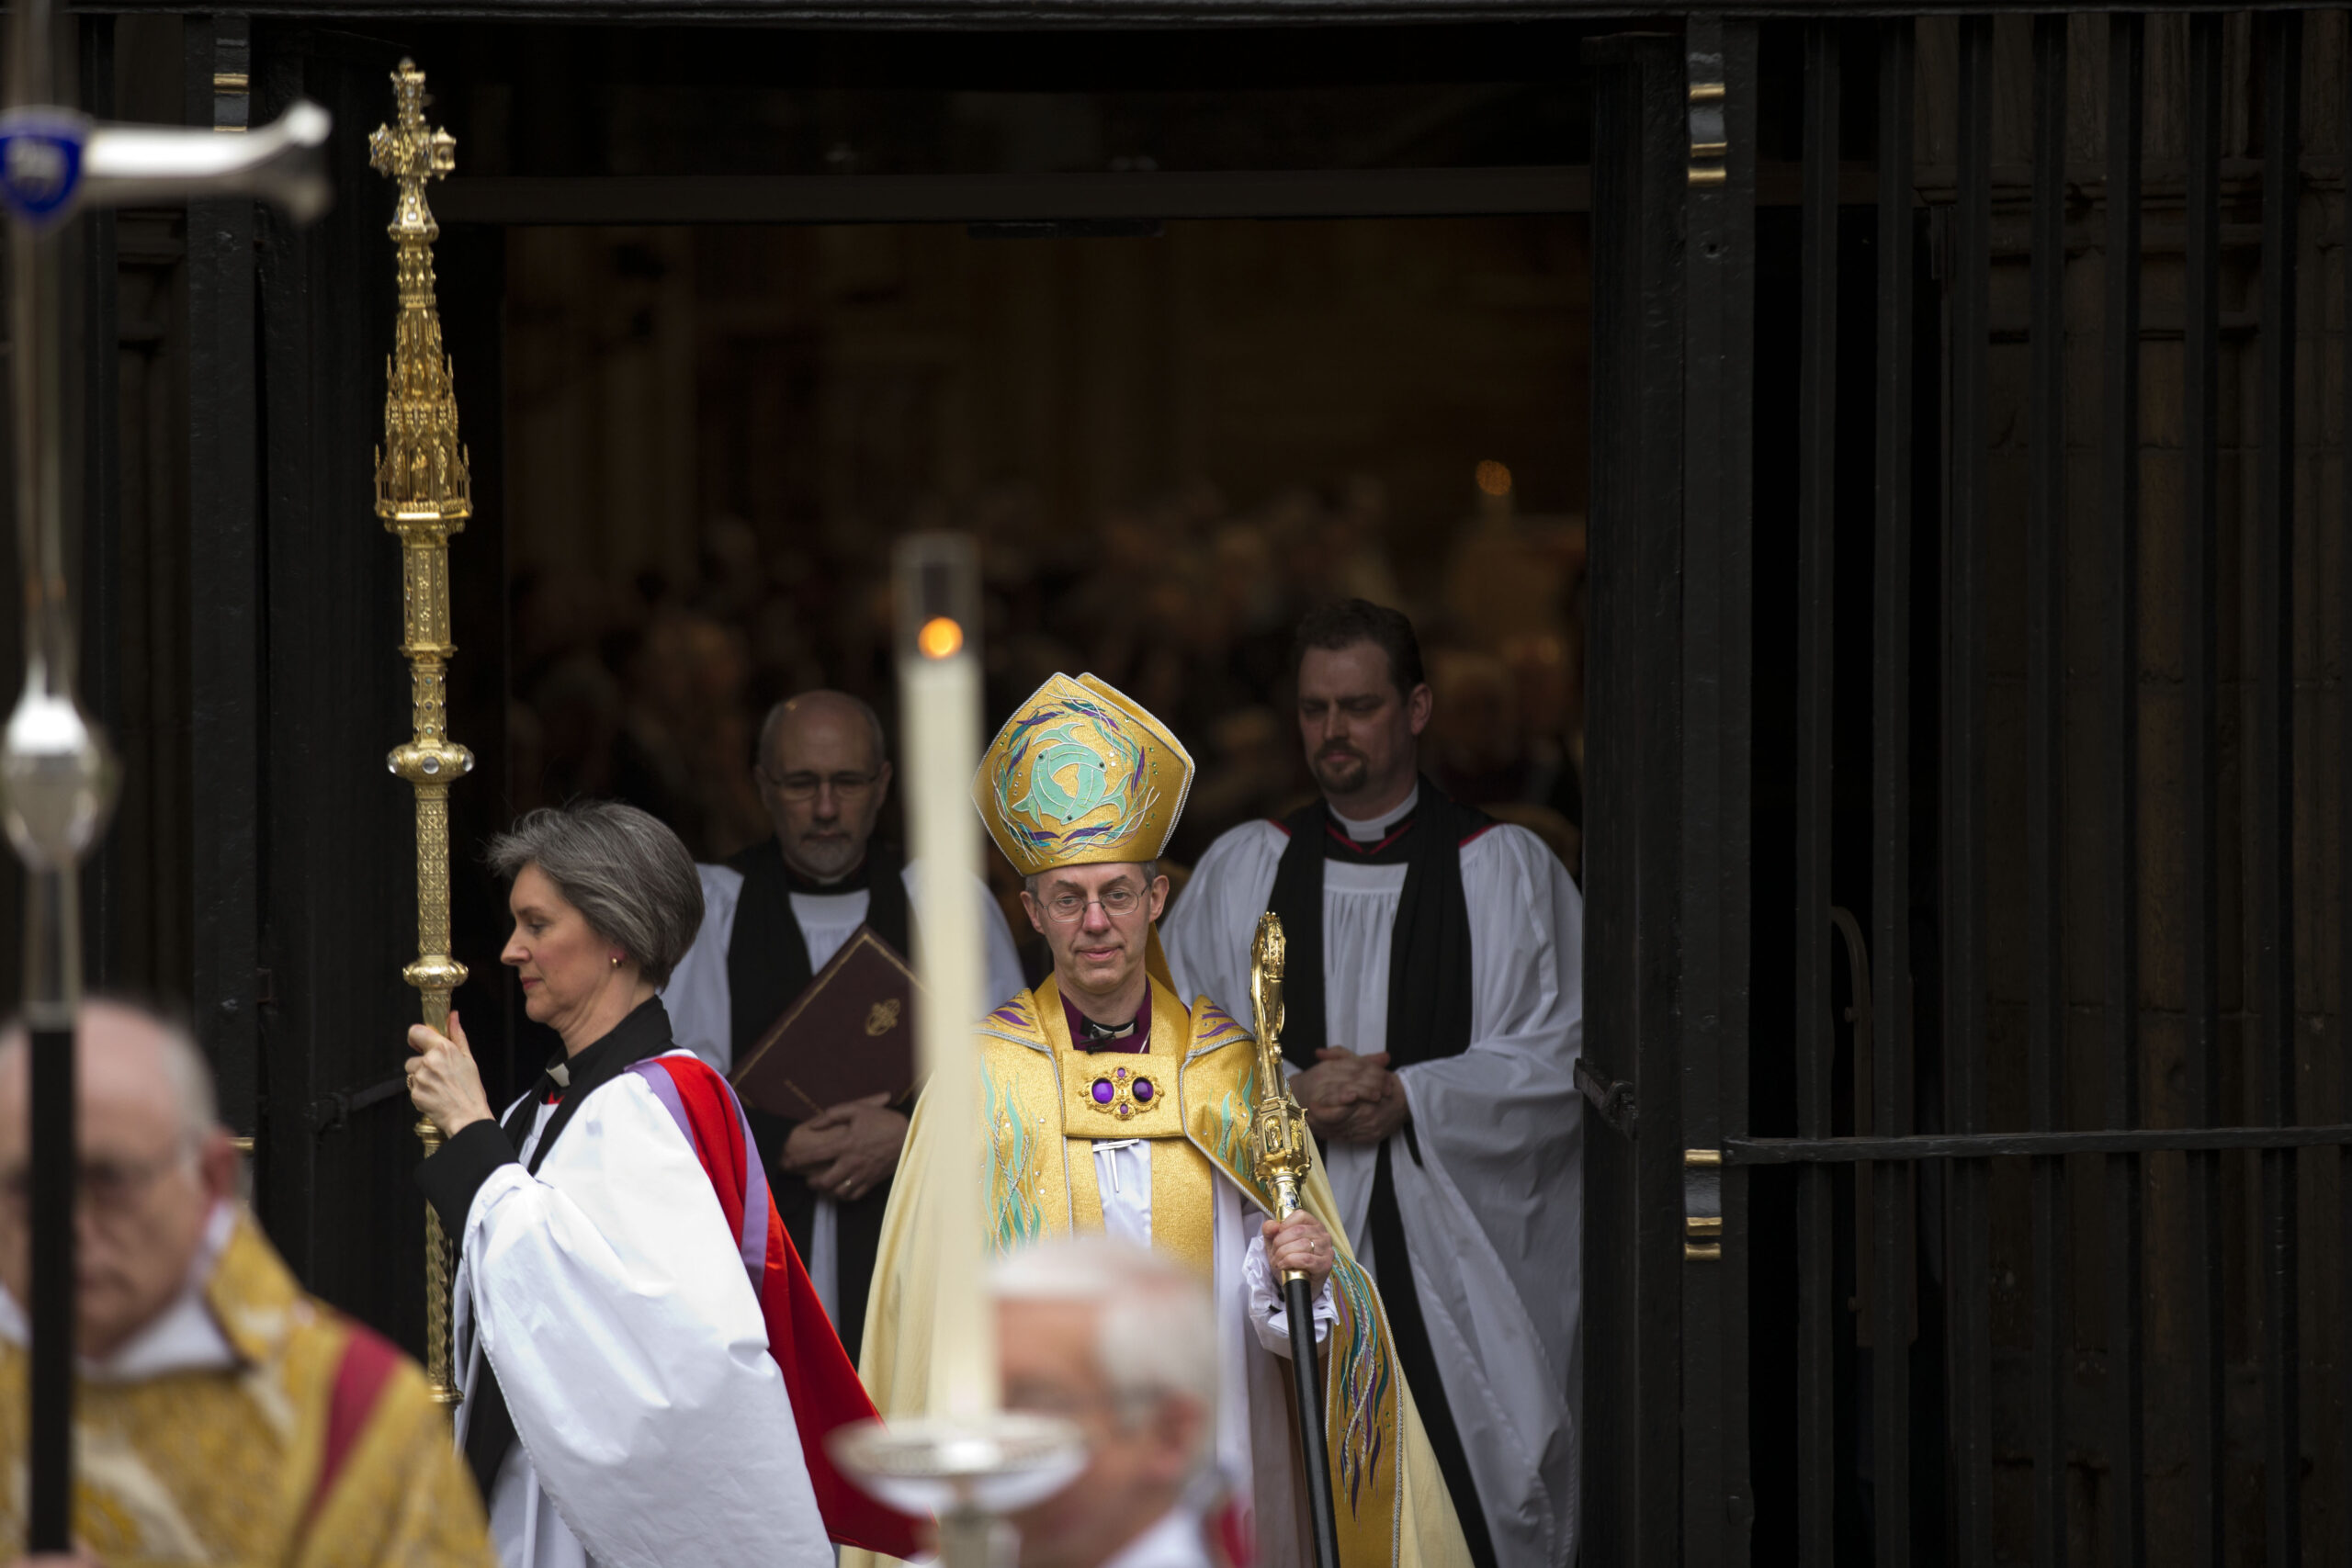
[731, 926, 921, 1120]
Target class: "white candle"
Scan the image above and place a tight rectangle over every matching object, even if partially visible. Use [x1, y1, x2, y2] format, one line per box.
[896, 538, 998, 1423]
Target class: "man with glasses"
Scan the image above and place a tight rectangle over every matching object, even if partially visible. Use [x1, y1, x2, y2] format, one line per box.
[665, 688, 1023, 1359]
[854, 673, 1471, 1568]
[0, 999, 495, 1565]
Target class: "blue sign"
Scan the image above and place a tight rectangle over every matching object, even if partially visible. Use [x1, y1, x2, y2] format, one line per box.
[0, 110, 88, 227]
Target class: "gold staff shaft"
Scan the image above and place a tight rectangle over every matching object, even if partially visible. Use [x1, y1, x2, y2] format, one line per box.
[1249, 912, 1315, 1283]
[371, 59, 472, 1412]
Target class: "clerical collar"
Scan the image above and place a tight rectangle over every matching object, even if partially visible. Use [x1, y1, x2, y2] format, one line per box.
[542, 995, 672, 1096]
[1330, 783, 1419, 843]
[1062, 988, 1151, 1054]
[779, 842, 876, 897]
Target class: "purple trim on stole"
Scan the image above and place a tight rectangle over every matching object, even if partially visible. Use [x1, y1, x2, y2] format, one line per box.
[624, 1055, 689, 1124]
[624, 1058, 770, 1284]
[733, 1094, 775, 1277]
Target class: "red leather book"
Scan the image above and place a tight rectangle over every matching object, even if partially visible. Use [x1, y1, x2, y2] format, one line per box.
[729, 926, 921, 1119]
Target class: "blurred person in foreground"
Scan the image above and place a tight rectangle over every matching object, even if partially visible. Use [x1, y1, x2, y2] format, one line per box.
[1163, 602, 1585, 1568]
[855, 674, 1468, 1568]
[0, 998, 494, 1568]
[664, 691, 1023, 1357]
[408, 800, 917, 1568]
[995, 1238, 1219, 1568]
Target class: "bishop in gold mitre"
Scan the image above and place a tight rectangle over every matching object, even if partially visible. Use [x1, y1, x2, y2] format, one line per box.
[854, 674, 1470, 1568]
[0, 1000, 495, 1568]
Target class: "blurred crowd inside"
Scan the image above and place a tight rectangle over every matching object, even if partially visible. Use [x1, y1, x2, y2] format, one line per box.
[507, 460, 1586, 958]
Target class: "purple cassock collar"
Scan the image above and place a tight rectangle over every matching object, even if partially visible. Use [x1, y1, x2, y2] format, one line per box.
[1062, 987, 1150, 1054]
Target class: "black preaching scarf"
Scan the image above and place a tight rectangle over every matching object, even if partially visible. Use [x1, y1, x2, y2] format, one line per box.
[722, 838, 911, 1359]
[1263, 776, 1483, 1071]
[1261, 777, 1498, 1568]
[453, 997, 679, 1506]
[724, 839, 911, 1063]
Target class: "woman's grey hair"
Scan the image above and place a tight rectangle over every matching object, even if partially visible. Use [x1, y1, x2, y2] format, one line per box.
[488, 802, 705, 987]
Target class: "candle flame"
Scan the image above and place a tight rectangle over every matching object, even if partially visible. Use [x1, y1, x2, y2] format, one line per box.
[919, 616, 966, 660]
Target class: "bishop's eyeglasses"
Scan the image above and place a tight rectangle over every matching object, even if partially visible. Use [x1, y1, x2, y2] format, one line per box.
[1037, 886, 1147, 924]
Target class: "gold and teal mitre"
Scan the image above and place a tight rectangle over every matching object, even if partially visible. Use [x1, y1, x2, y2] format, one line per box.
[973, 673, 1193, 877]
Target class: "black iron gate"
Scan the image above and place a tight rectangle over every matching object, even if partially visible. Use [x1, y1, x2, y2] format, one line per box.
[1582, 11, 2352, 1565]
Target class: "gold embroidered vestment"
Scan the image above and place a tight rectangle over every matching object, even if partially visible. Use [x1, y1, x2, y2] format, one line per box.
[0, 1211, 495, 1568]
[856, 979, 1471, 1568]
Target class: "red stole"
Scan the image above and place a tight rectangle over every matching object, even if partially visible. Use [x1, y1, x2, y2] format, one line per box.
[629, 1055, 923, 1559]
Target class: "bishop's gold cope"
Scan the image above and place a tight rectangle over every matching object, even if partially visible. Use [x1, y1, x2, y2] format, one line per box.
[372, 58, 471, 1413]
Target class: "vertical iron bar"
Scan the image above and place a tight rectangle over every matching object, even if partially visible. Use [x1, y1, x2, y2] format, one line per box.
[1680, 20, 1731, 1562]
[1580, 34, 1691, 1562]
[186, 17, 262, 1141]
[1871, 19, 1916, 1563]
[2178, 16, 2225, 1567]
[1947, 17, 1996, 1563]
[1578, 41, 1640, 1559]
[1632, 36, 1690, 1561]
[2251, 15, 2302, 1566]
[1792, 22, 1839, 1568]
[2100, 15, 2147, 1567]
[2025, 17, 2070, 1568]
[1717, 27, 1758, 1561]
[2342, 17, 2352, 1562]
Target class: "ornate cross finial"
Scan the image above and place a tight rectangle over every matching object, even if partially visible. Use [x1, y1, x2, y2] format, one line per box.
[368, 60, 456, 252]
[371, 57, 469, 525]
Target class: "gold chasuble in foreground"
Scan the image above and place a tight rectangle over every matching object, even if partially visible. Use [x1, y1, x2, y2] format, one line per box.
[854, 674, 1468, 1568]
[0, 1212, 494, 1568]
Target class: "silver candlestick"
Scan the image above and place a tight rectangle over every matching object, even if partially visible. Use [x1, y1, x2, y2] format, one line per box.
[833, 1414, 1089, 1568]
[827, 535, 1087, 1568]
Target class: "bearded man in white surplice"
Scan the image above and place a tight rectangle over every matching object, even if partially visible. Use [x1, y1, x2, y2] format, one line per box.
[1162, 601, 1584, 1568]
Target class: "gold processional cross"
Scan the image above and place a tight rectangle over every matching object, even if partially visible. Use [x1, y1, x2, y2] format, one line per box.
[369, 58, 475, 1415]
